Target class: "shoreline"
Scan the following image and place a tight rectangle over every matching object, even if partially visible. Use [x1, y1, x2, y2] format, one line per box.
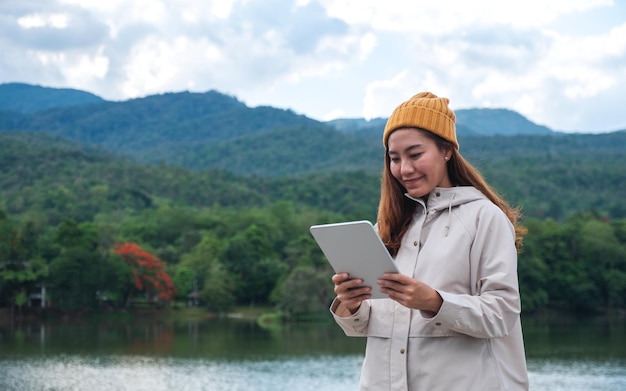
[2, 306, 624, 327]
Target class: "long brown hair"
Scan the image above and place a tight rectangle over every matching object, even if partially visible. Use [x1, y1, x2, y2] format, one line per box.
[376, 128, 526, 257]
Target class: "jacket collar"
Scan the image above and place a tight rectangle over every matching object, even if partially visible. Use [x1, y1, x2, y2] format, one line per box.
[404, 186, 485, 211]
[404, 187, 486, 237]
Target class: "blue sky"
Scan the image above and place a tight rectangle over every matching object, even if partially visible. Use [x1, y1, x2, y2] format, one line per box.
[1, 0, 625, 133]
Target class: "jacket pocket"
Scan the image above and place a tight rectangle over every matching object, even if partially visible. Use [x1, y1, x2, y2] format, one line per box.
[407, 336, 502, 390]
[367, 299, 395, 338]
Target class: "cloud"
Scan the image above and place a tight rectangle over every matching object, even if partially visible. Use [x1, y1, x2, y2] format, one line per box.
[0, 1, 108, 49]
[0, 0, 624, 132]
[323, 0, 613, 32]
[348, 1, 626, 132]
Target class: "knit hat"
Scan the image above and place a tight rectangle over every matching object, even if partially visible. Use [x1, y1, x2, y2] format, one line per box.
[382, 92, 458, 149]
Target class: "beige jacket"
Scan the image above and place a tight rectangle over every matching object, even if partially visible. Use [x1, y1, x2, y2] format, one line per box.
[331, 186, 529, 390]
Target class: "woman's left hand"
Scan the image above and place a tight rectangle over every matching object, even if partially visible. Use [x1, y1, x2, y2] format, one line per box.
[378, 273, 443, 314]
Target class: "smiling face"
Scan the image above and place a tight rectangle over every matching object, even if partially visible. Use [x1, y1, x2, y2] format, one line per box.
[387, 128, 452, 199]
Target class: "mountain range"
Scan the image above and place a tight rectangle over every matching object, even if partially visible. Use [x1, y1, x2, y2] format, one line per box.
[0, 82, 625, 221]
[0, 82, 564, 176]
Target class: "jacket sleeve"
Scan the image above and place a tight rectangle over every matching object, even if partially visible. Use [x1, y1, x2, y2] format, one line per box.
[424, 204, 522, 338]
[329, 298, 371, 336]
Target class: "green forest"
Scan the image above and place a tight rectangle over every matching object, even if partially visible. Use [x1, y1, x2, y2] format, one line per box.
[1, 131, 625, 318]
[1, 84, 625, 319]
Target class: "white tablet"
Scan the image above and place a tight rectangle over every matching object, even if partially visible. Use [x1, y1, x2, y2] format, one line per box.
[310, 220, 399, 299]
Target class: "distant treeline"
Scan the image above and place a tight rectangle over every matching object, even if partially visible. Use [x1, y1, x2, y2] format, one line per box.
[1, 201, 625, 317]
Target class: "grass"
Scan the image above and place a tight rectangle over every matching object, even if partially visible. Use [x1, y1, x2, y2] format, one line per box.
[230, 305, 276, 320]
[256, 311, 284, 330]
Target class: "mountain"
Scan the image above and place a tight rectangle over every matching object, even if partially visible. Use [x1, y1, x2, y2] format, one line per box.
[455, 108, 553, 135]
[0, 84, 625, 221]
[325, 109, 553, 137]
[0, 87, 323, 157]
[1, 83, 622, 181]
[1, 83, 554, 141]
[145, 125, 384, 176]
[1, 90, 318, 145]
[325, 117, 387, 133]
[0, 84, 380, 175]
[1, 129, 625, 224]
[0, 82, 104, 113]
[325, 117, 484, 139]
[0, 131, 383, 221]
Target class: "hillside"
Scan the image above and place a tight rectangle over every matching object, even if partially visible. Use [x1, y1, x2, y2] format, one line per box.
[1, 130, 625, 223]
[0, 90, 321, 152]
[0, 131, 382, 222]
[0, 83, 625, 220]
[145, 125, 384, 176]
[0, 82, 104, 113]
[455, 108, 553, 135]
[326, 109, 553, 137]
[0, 83, 561, 176]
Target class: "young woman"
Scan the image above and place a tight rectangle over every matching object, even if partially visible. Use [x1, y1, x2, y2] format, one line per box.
[330, 92, 529, 390]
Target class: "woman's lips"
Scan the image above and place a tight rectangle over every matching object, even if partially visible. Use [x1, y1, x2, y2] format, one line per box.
[403, 176, 423, 186]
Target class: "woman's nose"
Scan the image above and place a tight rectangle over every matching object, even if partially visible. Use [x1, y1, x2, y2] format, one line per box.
[401, 160, 414, 174]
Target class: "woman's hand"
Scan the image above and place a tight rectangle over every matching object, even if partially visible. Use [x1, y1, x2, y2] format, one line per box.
[378, 273, 443, 315]
[331, 273, 371, 315]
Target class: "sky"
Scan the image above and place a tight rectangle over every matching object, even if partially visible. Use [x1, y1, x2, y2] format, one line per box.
[1, 0, 625, 133]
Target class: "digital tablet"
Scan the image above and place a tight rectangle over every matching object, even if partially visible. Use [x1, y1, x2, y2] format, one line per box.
[310, 220, 399, 299]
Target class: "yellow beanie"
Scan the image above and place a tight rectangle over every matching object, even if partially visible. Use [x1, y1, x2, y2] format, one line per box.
[382, 92, 458, 149]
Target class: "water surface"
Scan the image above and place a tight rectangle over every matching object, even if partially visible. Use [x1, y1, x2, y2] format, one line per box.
[1, 314, 624, 390]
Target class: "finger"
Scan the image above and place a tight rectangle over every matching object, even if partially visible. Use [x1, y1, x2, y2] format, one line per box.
[339, 285, 371, 299]
[341, 293, 371, 304]
[331, 273, 350, 284]
[383, 288, 407, 304]
[382, 272, 405, 282]
[339, 278, 366, 292]
[336, 281, 369, 295]
[379, 281, 407, 298]
[377, 278, 402, 290]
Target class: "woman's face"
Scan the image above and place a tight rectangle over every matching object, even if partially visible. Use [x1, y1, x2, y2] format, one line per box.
[387, 128, 452, 199]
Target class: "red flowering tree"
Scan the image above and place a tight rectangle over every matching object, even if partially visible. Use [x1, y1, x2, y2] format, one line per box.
[113, 242, 176, 305]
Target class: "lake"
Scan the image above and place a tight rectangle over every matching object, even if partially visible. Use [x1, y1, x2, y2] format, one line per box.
[0, 311, 624, 390]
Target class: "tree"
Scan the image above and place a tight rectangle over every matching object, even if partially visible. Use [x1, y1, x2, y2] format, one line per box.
[578, 219, 626, 308]
[177, 234, 236, 312]
[172, 265, 195, 300]
[113, 242, 176, 305]
[0, 211, 47, 310]
[48, 219, 123, 310]
[221, 224, 287, 305]
[14, 289, 27, 315]
[274, 266, 334, 319]
[200, 261, 235, 313]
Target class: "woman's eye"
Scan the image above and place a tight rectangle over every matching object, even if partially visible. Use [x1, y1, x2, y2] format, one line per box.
[410, 153, 421, 159]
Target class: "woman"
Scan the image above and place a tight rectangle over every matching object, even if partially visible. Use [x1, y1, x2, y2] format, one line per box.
[330, 92, 529, 390]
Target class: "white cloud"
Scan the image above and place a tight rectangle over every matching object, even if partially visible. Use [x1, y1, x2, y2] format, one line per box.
[323, 0, 614, 31]
[322, 108, 345, 121]
[18, 13, 69, 29]
[348, 1, 626, 131]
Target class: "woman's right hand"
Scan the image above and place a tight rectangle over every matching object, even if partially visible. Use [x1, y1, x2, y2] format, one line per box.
[332, 273, 371, 314]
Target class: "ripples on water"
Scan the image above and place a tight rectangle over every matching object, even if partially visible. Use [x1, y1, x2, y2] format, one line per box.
[528, 359, 626, 390]
[1, 355, 624, 391]
[1, 355, 361, 391]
